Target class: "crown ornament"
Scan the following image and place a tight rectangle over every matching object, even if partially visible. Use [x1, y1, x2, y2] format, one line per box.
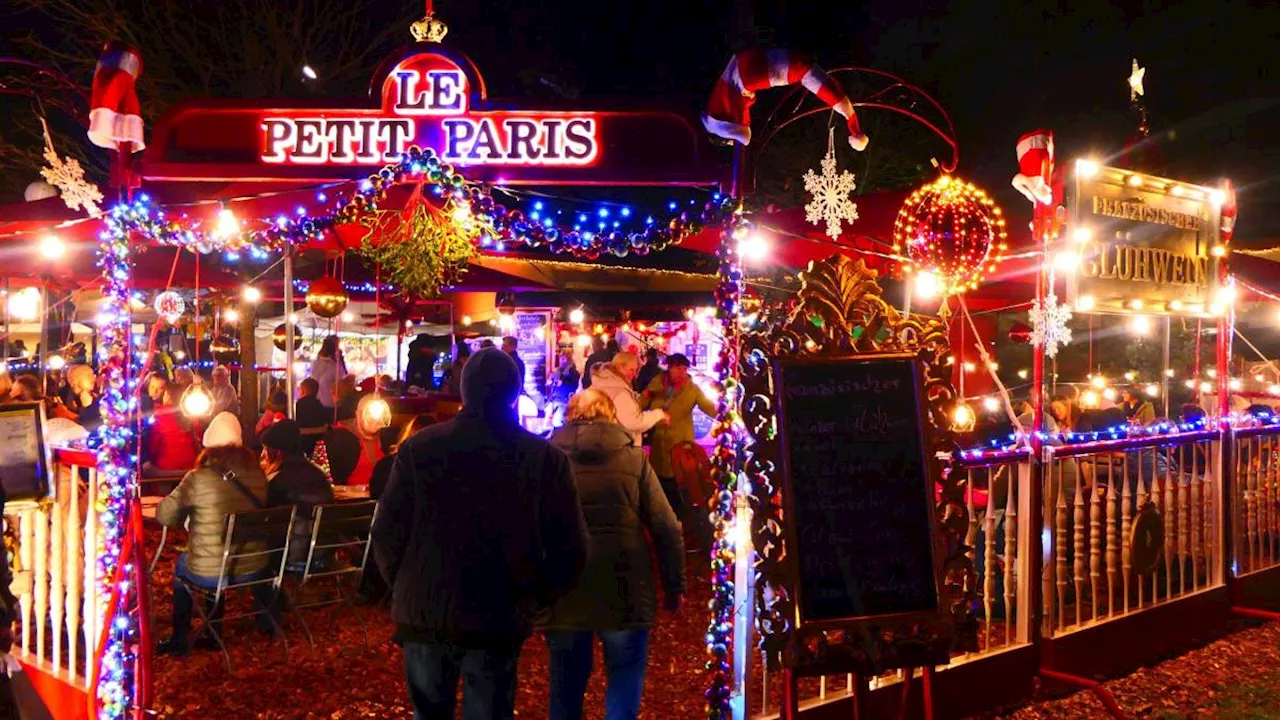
[411, 13, 448, 43]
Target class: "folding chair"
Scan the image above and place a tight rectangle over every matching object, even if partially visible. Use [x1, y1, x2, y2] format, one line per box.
[286, 500, 378, 650]
[176, 505, 296, 671]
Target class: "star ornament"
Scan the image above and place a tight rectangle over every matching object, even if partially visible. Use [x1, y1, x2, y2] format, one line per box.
[802, 149, 859, 240]
[1128, 59, 1146, 101]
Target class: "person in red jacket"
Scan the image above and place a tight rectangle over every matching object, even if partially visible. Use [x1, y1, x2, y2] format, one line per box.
[148, 385, 197, 472]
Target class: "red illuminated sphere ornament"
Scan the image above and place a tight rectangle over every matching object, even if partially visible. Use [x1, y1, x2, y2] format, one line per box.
[893, 175, 1008, 296]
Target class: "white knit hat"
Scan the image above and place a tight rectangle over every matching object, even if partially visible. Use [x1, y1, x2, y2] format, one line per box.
[202, 411, 242, 449]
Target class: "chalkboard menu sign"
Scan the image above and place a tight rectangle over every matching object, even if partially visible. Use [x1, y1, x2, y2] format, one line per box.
[775, 353, 940, 625]
[0, 402, 51, 503]
[515, 311, 551, 404]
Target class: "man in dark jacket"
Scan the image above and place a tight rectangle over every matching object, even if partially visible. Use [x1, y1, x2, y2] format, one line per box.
[374, 347, 589, 720]
[580, 338, 617, 390]
[261, 420, 335, 568]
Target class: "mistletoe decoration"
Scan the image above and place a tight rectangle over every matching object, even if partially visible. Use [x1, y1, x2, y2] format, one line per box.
[356, 191, 482, 299]
[803, 129, 860, 239]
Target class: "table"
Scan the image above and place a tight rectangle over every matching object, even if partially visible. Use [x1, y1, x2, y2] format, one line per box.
[334, 485, 371, 502]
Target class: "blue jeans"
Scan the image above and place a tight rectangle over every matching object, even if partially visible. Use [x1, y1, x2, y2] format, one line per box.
[402, 640, 520, 720]
[545, 628, 650, 720]
[171, 553, 281, 639]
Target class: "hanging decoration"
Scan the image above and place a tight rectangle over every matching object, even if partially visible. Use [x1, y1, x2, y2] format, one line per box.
[894, 175, 1008, 296]
[87, 41, 145, 151]
[310, 439, 332, 481]
[1011, 129, 1054, 206]
[153, 291, 185, 324]
[702, 48, 869, 151]
[1219, 178, 1238, 245]
[802, 128, 860, 239]
[306, 276, 349, 319]
[209, 335, 240, 364]
[1029, 292, 1073, 359]
[1007, 321, 1033, 345]
[356, 185, 480, 299]
[272, 323, 303, 352]
[39, 124, 104, 217]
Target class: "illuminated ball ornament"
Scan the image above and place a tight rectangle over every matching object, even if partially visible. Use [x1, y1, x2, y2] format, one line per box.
[306, 276, 349, 318]
[210, 335, 240, 364]
[894, 175, 1008, 296]
[357, 395, 393, 435]
[272, 323, 303, 351]
[952, 401, 977, 432]
[153, 291, 185, 324]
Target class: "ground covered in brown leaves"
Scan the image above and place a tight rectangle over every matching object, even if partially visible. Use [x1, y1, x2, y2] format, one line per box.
[149, 527, 713, 720]
[988, 619, 1280, 719]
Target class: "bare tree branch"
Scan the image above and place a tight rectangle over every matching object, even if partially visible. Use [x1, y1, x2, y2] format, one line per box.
[0, 0, 418, 198]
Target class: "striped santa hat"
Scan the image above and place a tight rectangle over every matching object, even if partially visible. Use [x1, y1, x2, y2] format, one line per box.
[88, 41, 145, 152]
[703, 49, 868, 152]
[1011, 129, 1054, 206]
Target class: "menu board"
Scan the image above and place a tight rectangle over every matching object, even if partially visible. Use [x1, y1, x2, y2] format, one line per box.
[0, 403, 50, 502]
[776, 354, 939, 624]
[515, 311, 551, 404]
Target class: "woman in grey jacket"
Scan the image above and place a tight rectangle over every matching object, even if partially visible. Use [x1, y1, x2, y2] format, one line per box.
[543, 389, 685, 720]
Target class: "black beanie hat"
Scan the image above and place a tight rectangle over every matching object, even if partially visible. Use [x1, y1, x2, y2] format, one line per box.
[461, 347, 521, 409]
[261, 418, 302, 453]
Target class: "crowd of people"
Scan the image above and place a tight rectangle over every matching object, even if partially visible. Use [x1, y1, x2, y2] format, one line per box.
[10, 328, 715, 719]
[374, 346, 692, 720]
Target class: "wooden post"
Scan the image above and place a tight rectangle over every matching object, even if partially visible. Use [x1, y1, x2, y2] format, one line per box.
[237, 299, 259, 432]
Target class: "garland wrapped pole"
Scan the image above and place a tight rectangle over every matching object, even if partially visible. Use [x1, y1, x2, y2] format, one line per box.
[706, 205, 748, 720]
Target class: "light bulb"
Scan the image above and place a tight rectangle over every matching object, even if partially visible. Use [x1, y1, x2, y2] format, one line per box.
[47, 355, 66, 371]
[1124, 371, 1137, 381]
[568, 308, 585, 325]
[9, 287, 41, 321]
[1199, 381, 1213, 394]
[1145, 384, 1159, 397]
[1072, 227, 1092, 244]
[462, 314, 473, 326]
[914, 271, 939, 300]
[360, 396, 392, 430]
[1102, 387, 1117, 401]
[242, 286, 262, 303]
[952, 403, 976, 432]
[576, 334, 591, 347]
[222, 309, 240, 324]
[302, 65, 318, 80]
[1270, 384, 1280, 397]
[214, 208, 240, 239]
[1053, 251, 1081, 273]
[341, 311, 355, 323]
[1130, 316, 1151, 336]
[1017, 369, 1029, 380]
[39, 234, 66, 260]
[1229, 378, 1243, 391]
[180, 385, 213, 418]
[1080, 390, 1099, 408]
[1076, 295, 1096, 311]
[1165, 369, 1176, 378]
[1091, 375, 1107, 389]
[982, 396, 1000, 412]
[1076, 159, 1100, 178]
[738, 233, 770, 263]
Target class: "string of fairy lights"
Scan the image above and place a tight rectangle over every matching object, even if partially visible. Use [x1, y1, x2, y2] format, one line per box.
[87, 145, 738, 720]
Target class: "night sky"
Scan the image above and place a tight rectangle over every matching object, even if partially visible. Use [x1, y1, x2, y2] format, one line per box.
[427, 0, 1279, 242]
[4, 0, 1277, 240]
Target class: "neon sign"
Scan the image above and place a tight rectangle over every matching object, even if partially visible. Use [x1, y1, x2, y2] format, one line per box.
[260, 53, 600, 167]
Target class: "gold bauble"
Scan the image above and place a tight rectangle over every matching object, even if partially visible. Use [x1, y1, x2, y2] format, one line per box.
[306, 276, 349, 319]
[272, 323, 303, 352]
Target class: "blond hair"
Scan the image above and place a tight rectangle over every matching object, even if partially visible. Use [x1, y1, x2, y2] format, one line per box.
[608, 351, 639, 375]
[567, 388, 617, 423]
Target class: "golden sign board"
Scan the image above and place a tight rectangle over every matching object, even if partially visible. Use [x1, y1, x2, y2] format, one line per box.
[1065, 163, 1223, 316]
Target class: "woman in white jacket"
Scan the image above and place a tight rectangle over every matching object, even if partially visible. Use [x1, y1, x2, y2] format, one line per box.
[588, 352, 667, 445]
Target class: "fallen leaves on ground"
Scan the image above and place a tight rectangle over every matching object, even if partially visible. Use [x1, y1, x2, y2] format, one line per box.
[985, 620, 1280, 719]
[149, 527, 712, 719]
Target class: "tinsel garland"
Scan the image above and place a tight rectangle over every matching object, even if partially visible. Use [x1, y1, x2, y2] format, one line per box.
[252, 146, 733, 259]
[705, 209, 748, 718]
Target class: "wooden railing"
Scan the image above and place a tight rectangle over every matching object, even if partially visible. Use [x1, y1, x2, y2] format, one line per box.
[1232, 424, 1280, 576]
[1042, 431, 1223, 636]
[7, 447, 102, 688]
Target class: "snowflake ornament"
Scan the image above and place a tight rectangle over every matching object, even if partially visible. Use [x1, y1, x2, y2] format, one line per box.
[802, 132, 859, 239]
[40, 145, 103, 217]
[1029, 292, 1073, 358]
